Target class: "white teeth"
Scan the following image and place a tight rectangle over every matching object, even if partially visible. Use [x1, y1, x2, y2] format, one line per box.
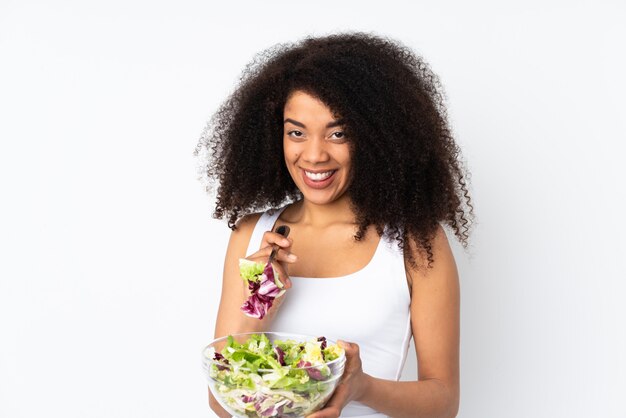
[304, 170, 334, 181]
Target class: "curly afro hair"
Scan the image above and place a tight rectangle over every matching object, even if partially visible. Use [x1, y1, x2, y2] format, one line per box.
[195, 31, 474, 268]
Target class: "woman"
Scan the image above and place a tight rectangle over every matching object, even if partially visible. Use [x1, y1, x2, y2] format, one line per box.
[196, 32, 473, 418]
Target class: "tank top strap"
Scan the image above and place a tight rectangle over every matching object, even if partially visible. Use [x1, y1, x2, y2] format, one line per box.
[245, 206, 288, 256]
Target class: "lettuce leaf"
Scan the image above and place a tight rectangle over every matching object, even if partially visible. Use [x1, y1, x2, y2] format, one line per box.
[239, 259, 266, 282]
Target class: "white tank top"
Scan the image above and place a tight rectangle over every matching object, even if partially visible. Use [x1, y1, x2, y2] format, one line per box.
[245, 205, 413, 418]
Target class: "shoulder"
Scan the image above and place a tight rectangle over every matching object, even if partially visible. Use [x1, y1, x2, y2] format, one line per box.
[404, 224, 458, 288]
[226, 212, 264, 254]
[228, 204, 291, 252]
[234, 212, 264, 233]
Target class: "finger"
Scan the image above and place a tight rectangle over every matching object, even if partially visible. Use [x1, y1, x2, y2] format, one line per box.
[306, 405, 342, 418]
[337, 341, 363, 373]
[338, 340, 358, 354]
[247, 246, 297, 264]
[246, 245, 280, 260]
[260, 231, 293, 251]
[271, 247, 298, 263]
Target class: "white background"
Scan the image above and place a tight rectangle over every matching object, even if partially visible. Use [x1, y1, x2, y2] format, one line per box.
[1, 1, 624, 417]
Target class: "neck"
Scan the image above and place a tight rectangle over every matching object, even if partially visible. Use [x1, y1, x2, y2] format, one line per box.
[290, 195, 357, 227]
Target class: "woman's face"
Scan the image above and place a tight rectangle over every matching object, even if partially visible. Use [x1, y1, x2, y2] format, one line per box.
[283, 90, 352, 205]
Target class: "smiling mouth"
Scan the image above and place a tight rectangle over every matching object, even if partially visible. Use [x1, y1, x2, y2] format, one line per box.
[303, 170, 337, 181]
[300, 168, 338, 189]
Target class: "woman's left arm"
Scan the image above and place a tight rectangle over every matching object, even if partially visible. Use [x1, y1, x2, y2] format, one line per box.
[308, 225, 460, 418]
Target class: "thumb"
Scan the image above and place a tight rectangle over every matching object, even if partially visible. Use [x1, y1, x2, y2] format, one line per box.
[337, 340, 356, 352]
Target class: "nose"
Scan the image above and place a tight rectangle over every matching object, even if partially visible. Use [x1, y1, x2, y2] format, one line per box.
[301, 137, 330, 164]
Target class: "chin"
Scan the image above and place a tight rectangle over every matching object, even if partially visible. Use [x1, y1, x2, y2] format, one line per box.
[300, 188, 347, 206]
[303, 195, 335, 205]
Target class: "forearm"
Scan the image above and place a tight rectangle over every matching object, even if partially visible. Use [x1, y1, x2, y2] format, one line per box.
[357, 374, 458, 418]
[209, 389, 232, 418]
[216, 312, 275, 336]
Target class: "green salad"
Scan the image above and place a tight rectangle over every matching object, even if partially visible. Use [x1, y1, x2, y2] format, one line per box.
[207, 333, 345, 417]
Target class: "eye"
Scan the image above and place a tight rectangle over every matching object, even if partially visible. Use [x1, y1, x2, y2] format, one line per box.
[330, 131, 346, 140]
[287, 130, 304, 138]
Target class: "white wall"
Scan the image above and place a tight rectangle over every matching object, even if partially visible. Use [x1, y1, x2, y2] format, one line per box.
[1, 1, 624, 417]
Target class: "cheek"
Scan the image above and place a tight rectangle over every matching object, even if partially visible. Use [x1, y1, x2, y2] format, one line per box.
[283, 140, 299, 161]
[339, 149, 352, 168]
[286, 149, 299, 161]
[284, 153, 300, 173]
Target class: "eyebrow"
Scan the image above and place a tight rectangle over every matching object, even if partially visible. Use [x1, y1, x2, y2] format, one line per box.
[284, 118, 345, 129]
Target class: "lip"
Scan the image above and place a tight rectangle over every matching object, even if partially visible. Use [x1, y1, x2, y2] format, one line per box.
[300, 168, 337, 189]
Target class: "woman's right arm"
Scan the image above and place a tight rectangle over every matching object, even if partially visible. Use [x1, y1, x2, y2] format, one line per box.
[214, 213, 262, 338]
[209, 214, 260, 418]
[208, 214, 296, 417]
[214, 214, 295, 336]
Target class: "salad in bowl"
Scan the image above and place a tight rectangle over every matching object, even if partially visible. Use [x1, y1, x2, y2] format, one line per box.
[202, 332, 346, 417]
